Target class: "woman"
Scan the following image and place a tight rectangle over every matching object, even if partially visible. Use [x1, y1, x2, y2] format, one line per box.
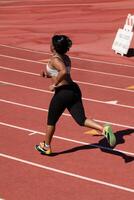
[35, 35, 116, 155]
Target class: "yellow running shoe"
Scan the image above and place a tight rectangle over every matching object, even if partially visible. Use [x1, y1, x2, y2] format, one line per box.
[103, 125, 116, 147]
[35, 142, 52, 155]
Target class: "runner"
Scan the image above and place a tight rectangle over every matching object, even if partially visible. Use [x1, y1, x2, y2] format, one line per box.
[35, 34, 116, 155]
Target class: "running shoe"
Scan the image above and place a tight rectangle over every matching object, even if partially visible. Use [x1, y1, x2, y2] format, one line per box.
[35, 142, 52, 155]
[103, 125, 116, 147]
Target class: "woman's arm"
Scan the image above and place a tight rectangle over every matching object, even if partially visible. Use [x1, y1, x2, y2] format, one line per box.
[40, 71, 52, 78]
[40, 59, 52, 78]
[51, 57, 67, 86]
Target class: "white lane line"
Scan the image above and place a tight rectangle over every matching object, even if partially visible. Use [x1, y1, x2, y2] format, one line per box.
[0, 82, 7, 86]
[28, 131, 37, 136]
[105, 100, 118, 105]
[0, 81, 134, 110]
[72, 67, 134, 79]
[0, 0, 20, 2]
[0, 66, 40, 76]
[71, 55, 134, 69]
[0, 54, 43, 64]
[1, 66, 134, 93]
[0, 98, 54, 112]
[0, 81, 53, 93]
[0, 3, 96, 8]
[76, 80, 134, 93]
[0, 44, 49, 55]
[0, 63, 134, 79]
[0, 69, 134, 95]
[0, 43, 134, 68]
[0, 54, 134, 80]
[0, 121, 134, 156]
[0, 153, 134, 193]
[0, 99, 134, 130]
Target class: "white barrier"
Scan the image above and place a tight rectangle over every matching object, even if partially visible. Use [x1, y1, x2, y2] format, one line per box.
[112, 14, 134, 56]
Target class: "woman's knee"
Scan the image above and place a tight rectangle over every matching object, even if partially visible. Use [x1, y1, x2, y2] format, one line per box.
[76, 118, 86, 126]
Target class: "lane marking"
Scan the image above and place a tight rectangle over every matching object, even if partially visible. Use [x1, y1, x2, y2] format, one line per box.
[0, 3, 97, 8]
[0, 53, 134, 79]
[0, 0, 20, 2]
[0, 54, 43, 64]
[0, 98, 134, 129]
[1, 66, 134, 93]
[72, 67, 134, 79]
[0, 81, 53, 94]
[0, 81, 134, 110]
[0, 153, 134, 193]
[0, 121, 134, 156]
[28, 132, 37, 136]
[0, 98, 53, 112]
[0, 44, 134, 68]
[0, 66, 40, 76]
[71, 55, 134, 69]
[74, 81, 134, 93]
[0, 82, 7, 86]
[39, 59, 49, 62]
[105, 100, 118, 105]
[0, 70, 134, 95]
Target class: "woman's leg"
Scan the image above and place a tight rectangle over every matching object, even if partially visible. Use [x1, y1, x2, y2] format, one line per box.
[84, 118, 103, 132]
[36, 91, 66, 154]
[36, 124, 56, 154]
[68, 98, 116, 146]
[45, 125, 55, 146]
[44, 91, 66, 147]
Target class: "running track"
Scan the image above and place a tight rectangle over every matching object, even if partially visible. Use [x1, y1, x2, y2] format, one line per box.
[0, 1, 134, 200]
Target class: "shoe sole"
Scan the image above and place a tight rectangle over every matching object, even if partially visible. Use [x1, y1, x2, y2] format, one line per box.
[104, 126, 116, 147]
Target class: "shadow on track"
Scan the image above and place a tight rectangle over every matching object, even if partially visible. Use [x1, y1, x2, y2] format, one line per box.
[47, 129, 134, 163]
[125, 48, 134, 57]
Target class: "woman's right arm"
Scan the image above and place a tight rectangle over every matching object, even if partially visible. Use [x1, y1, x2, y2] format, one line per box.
[40, 71, 52, 78]
[40, 58, 52, 78]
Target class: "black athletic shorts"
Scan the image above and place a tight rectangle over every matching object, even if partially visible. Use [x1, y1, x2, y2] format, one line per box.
[47, 82, 86, 126]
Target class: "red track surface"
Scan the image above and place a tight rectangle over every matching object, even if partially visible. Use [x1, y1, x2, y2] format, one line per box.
[0, 1, 134, 200]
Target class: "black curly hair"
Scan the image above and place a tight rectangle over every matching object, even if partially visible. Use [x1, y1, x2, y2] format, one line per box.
[52, 35, 72, 54]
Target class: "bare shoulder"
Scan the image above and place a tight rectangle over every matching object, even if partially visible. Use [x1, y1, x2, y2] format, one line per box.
[51, 56, 63, 65]
[50, 55, 66, 71]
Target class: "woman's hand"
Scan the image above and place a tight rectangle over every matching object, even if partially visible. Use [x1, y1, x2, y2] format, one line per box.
[40, 71, 51, 78]
[49, 84, 56, 91]
[40, 71, 46, 77]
